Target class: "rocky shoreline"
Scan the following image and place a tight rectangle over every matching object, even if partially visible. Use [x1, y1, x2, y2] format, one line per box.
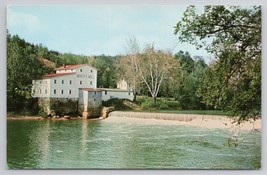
[7, 115, 82, 120]
[7, 111, 261, 131]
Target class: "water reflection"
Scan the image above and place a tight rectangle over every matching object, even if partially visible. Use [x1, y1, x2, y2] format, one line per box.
[7, 120, 261, 169]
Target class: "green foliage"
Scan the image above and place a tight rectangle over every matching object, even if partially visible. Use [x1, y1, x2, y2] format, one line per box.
[139, 97, 180, 110]
[174, 6, 261, 121]
[50, 99, 78, 115]
[7, 34, 51, 113]
[171, 51, 208, 110]
[38, 108, 47, 117]
[102, 98, 132, 110]
[141, 100, 160, 110]
[159, 103, 169, 110]
[89, 55, 118, 88]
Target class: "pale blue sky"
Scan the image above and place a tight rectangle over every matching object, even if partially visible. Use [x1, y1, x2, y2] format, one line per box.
[7, 5, 210, 60]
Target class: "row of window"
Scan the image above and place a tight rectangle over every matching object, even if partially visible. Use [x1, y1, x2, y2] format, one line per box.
[54, 80, 72, 84]
[53, 89, 72, 95]
[36, 89, 48, 94]
[53, 80, 93, 85]
[79, 69, 93, 73]
[36, 89, 72, 95]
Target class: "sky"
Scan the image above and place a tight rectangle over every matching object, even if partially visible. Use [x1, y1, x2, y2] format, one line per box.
[7, 5, 211, 60]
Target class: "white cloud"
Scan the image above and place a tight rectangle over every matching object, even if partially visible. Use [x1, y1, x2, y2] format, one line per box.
[7, 8, 43, 34]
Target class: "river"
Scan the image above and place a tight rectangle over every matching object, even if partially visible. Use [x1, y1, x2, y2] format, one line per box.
[7, 119, 261, 169]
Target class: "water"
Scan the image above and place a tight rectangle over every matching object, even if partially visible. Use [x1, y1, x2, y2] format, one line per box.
[7, 119, 261, 169]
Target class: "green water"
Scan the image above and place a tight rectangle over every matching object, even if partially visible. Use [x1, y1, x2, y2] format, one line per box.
[7, 119, 261, 169]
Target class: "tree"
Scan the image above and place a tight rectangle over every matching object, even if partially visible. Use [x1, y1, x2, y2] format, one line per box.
[172, 51, 207, 109]
[89, 55, 118, 88]
[117, 38, 142, 101]
[119, 40, 179, 103]
[7, 34, 49, 113]
[174, 6, 261, 121]
[138, 44, 178, 103]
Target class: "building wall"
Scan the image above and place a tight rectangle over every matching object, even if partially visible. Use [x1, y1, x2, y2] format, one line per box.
[32, 79, 51, 98]
[75, 66, 97, 89]
[49, 74, 77, 98]
[101, 89, 134, 101]
[117, 79, 132, 91]
[32, 65, 97, 99]
[88, 91, 102, 108]
[78, 89, 102, 118]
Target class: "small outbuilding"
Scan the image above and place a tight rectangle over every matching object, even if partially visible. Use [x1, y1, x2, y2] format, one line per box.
[78, 88, 102, 119]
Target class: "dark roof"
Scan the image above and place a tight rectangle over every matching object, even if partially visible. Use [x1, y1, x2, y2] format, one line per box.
[56, 64, 97, 70]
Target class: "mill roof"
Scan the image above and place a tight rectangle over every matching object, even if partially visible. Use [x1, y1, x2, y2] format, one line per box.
[43, 72, 76, 78]
[56, 64, 97, 70]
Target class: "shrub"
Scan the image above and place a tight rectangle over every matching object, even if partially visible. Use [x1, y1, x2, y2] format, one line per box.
[102, 98, 132, 110]
[166, 101, 180, 109]
[159, 103, 169, 110]
[38, 108, 47, 117]
[141, 100, 160, 110]
[136, 96, 149, 105]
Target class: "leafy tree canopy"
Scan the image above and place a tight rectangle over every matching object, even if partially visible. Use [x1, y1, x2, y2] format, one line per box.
[174, 6, 261, 121]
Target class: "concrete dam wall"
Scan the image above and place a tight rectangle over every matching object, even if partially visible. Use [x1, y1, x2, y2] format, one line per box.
[109, 111, 230, 122]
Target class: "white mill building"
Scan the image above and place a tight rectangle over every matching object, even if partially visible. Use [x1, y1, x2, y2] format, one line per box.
[32, 64, 134, 118]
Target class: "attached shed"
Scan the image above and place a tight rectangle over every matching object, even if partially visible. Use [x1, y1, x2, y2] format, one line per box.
[100, 88, 134, 101]
[78, 88, 102, 118]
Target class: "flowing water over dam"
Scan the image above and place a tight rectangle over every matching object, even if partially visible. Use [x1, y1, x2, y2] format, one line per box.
[7, 119, 261, 169]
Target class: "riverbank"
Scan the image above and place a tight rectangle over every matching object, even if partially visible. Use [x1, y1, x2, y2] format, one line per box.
[7, 111, 261, 131]
[104, 111, 261, 130]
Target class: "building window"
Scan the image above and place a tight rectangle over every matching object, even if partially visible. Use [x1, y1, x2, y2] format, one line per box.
[91, 70, 93, 73]
[62, 80, 64, 84]
[70, 80, 72, 84]
[94, 98, 96, 101]
[40, 89, 42, 94]
[129, 92, 130, 95]
[95, 91, 96, 95]
[80, 69, 82, 72]
[69, 90, 71, 94]
[54, 80, 56, 84]
[61, 90, 64, 94]
[105, 91, 107, 95]
[80, 81, 82, 85]
[90, 81, 92, 85]
[45, 89, 47, 94]
[54, 89, 56, 94]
